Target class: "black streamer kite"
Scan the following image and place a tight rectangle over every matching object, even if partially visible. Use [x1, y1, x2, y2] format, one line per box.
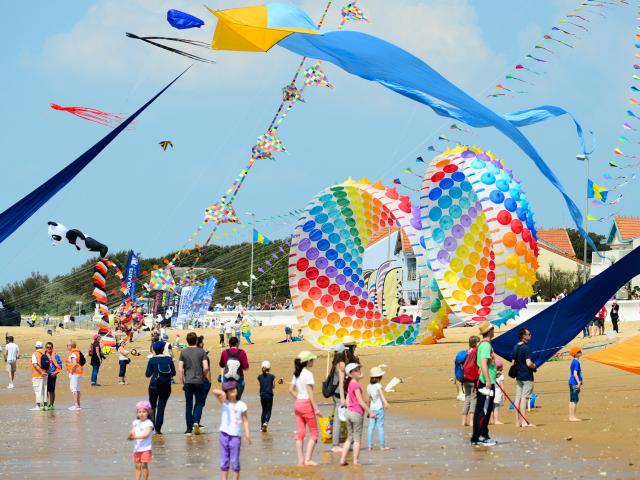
[126, 33, 216, 64]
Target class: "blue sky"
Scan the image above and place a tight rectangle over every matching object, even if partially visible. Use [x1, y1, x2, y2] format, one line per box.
[0, 0, 636, 286]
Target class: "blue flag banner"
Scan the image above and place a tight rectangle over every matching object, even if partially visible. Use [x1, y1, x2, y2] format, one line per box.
[493, 246, 640, 367]
[124, 250, 140, 303]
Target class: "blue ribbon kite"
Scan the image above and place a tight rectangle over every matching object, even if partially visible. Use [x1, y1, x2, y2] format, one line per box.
[277, 28, 598, 252]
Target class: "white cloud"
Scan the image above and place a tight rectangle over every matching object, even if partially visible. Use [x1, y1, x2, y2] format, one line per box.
[36, 0, 502, 91]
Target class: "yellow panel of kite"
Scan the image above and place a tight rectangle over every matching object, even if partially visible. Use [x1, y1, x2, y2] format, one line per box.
[207, 5, 319, 52]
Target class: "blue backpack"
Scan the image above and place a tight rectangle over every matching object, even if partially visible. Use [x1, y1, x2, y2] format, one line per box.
[454, 350, 468, 382]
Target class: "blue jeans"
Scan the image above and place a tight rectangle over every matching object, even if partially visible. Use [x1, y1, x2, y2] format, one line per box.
[91, 364, 100, 385]
[367, 408, 385, 448]
[242, 332, 252, 344]
[582, 325, 590, 338]
[183, 383, 207, 431]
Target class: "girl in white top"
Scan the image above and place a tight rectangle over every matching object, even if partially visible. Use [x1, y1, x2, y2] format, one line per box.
[128, 400, 154, 480]
[492, 361, 505, 425]
[288, 351, 321, 466]
[212, 380, 251, 480]
[366, 365, 390, 451]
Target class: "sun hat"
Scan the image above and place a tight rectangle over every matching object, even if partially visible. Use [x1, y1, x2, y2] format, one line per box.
[569, 346, 582, 357]
[345, 362, 361, 375]
[332, 343, 346, 353]
[136, 400, 152, 412]
[370, 366, 386, 378]
[297, 350, 317, 363]
[495, 359, 504, 368]
[341, 335, 357, 346]
[93, 334, 100, 340]
[261, 360, 271, 369]
[478, 321, 494, 335]
[222, 380, 238, 392]
[35, 341, 43, 348]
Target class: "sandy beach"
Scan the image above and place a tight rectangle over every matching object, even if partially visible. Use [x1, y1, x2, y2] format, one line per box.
[1, 322, 638, 479]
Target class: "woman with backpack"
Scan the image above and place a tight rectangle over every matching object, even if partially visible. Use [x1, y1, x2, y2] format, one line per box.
[145, 341, 176, 435]
[461, 336, 480, 427]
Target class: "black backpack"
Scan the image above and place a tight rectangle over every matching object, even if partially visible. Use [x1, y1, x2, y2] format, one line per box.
[79, 351, 87, 367]
[322, 366, 339, 398]
[40, 352, 51, 372]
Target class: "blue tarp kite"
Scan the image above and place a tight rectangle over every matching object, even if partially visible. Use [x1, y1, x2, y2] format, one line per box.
[493, 245, 640, 366]
[0, 68, 189, 244]
[167, 9, 205, 29]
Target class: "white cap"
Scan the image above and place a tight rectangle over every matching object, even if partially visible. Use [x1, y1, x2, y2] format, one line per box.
[345, 362, 361, 375]
[261, 360, 271, 369]
[35, 341, 43, 348]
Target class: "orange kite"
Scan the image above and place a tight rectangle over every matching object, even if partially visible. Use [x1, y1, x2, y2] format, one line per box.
[585, 335, 640, 375]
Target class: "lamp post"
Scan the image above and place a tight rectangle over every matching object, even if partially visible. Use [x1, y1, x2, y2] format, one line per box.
[246, 212, 256, 305]
[576, 154, 589, 284]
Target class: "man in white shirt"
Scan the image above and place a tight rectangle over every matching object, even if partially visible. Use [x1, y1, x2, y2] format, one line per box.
[4, 336, 19, 389]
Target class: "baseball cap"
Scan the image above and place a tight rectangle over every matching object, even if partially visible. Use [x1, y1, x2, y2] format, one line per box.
[35, 341, 43, 348]
[261, 360, 271, 369]
[345, 362, 361, 375]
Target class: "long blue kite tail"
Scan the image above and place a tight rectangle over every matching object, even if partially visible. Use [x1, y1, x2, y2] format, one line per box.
[278, 30, 598, 254]
[0, 67, 190, 244]
[492, 245, 640, 367]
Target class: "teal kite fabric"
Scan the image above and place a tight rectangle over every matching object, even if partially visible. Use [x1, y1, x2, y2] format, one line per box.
[493, 245, 640, 367]
[277, 27, 597, 253]
[0, 68, 189, 244]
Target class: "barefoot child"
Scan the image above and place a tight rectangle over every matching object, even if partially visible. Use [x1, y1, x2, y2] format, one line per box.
[258, 360, 275, 432]
[288, 351, 321, 466]
[568, 347, 583, 422]
[367, 365, 390, 451]
[212, 381, 251, 480]
[340, 363, 376, 466]
[128, 400, 154, 480]
[491, 360, 504, 425]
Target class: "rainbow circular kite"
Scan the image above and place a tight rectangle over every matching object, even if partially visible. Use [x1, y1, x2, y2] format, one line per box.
[420, 146, 539, 325]
[289, 178, 448, 349]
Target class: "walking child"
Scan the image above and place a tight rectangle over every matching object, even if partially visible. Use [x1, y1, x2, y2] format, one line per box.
[258, 360, 275, 432]
[367, 365, 390, 451]
[128, 400, 154, 480]
[568, 347, 583, 422]
[491, 360, 504, 425]
[340, 363, 376, 466]
[212, 381, 251, 480]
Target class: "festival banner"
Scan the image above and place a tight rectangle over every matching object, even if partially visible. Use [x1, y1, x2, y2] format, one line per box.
[176, 286, 198, 326]
[124, 250, 140, 303]
[193, 276, 218, 319]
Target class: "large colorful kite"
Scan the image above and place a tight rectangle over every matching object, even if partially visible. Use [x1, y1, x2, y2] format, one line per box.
[47, 221, 109, 258]
[50, 103, 127, 128]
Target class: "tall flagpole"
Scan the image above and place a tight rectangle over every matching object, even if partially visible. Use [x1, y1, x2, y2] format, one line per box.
[248, 212, 256, 306]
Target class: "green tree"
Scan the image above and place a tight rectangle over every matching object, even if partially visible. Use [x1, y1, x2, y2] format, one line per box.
[566, 228, 610, 263]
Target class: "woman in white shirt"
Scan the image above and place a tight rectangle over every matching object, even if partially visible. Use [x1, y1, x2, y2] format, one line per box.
[288, 351, 321, 466]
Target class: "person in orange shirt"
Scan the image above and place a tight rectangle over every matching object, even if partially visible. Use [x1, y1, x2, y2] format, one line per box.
[31, 341, 49, 411]
[66, 341, 83, 411]
[45, 342, 63, 410]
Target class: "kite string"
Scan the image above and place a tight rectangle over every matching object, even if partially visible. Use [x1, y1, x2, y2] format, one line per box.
[165, 1, 337, 283]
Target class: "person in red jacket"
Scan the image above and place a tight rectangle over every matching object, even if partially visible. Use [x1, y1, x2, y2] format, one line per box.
[219, 337, 249, 400]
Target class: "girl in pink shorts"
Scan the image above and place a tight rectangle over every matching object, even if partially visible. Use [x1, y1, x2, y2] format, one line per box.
[288, 350, 321, 466]
[128, 400, 154, 480]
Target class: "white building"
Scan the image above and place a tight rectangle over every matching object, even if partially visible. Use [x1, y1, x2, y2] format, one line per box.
[590, 216, 640, 297]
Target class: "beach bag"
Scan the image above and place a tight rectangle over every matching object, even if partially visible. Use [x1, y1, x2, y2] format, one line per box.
[462, 347, 479, 383]
[509, 344, 523, 379]
[454, 350, 468, 382]
[224, 349, 242, 380]
[322, 366, 339, 398]
[319, 411, 348, 444]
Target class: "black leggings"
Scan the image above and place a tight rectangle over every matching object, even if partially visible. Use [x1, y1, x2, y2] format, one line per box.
[149, 382, 171, 433]
[260, 396, 273, 425]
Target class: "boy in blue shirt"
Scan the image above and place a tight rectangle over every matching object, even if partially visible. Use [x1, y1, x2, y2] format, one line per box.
[568, 347, 583, 422]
